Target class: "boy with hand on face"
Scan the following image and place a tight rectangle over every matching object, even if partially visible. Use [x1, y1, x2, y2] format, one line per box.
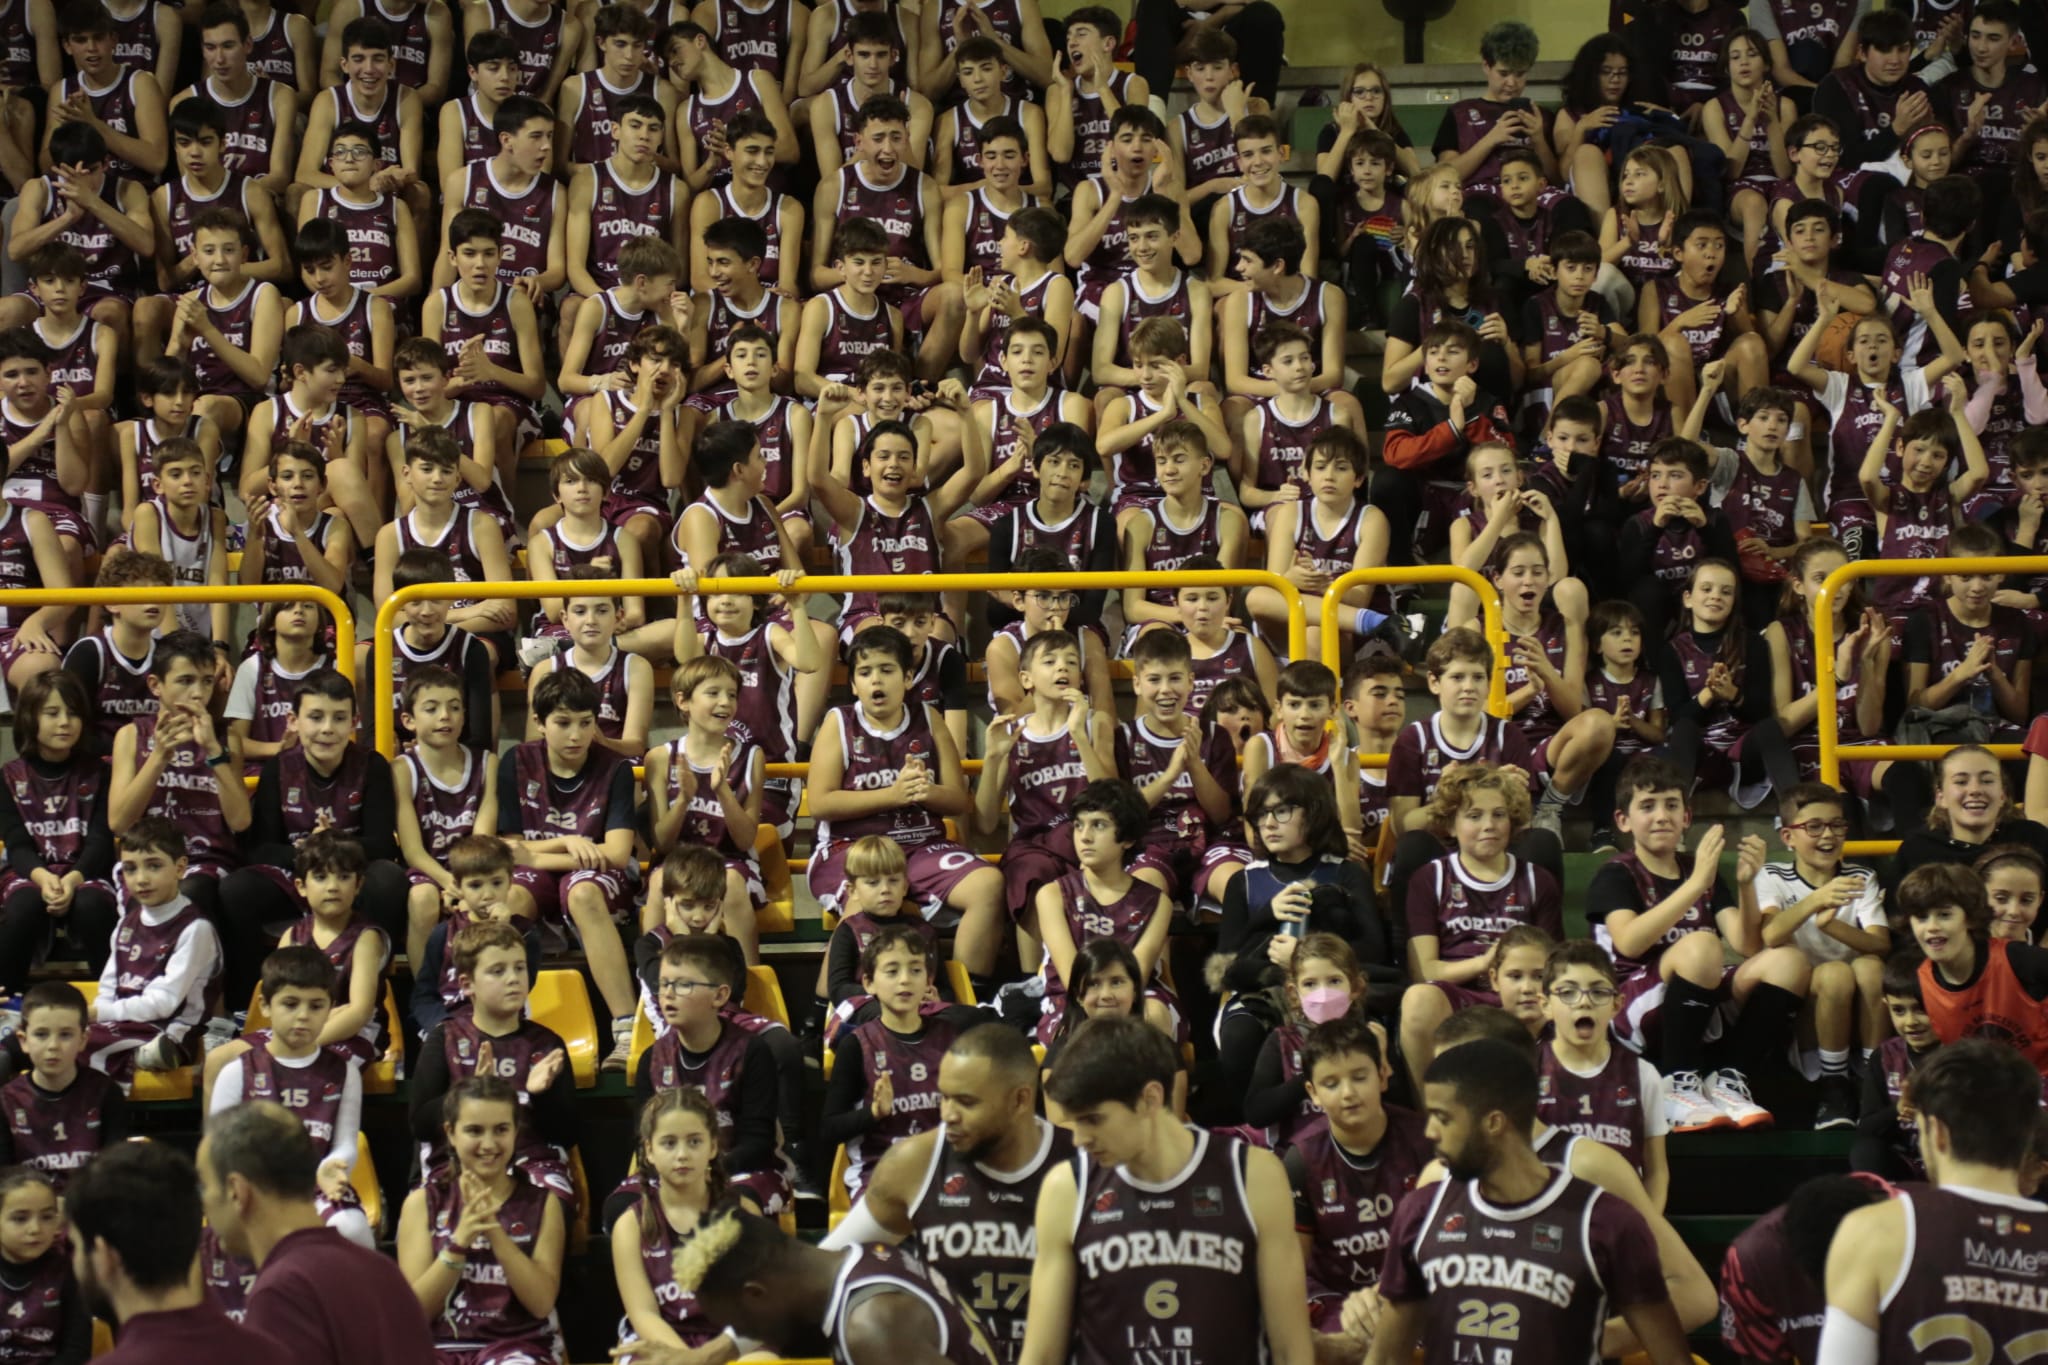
[1372, 320, 1515, 568]
[300, 121, 417, 303]
[423, 207, 546, 469]
[83, 816, 221, 1088]
[5, 121, 152, 356]
[1813, 10, 1933, 174]
[165, 206, 284, 442]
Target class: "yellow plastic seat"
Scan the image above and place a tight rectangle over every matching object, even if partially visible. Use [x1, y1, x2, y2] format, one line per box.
[245, 982, 405, 1094]
[527, 970, 600, 1089]
[347, 1131, 383, 1236]
[72, 982, 193, 1102]
[626, 1005, 657, 1085]
[90, 1321, 111, 1357]
[743, 965, 790, 1029]
[944, 961, 976, 1006]
[828, 1144, 850, 1229]
[756, 825, 794, 935]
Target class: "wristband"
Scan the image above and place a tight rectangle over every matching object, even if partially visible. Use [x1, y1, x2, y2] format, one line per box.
[205, 751, 231, 767]
[437, 1249, 467, 1269]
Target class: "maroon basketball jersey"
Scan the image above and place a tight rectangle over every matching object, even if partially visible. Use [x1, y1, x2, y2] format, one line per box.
[505, 742, 632, 843]
[71, 631, 153, 746]
[1599, 391, 1670, 495]
[671, 490, 781, 575]
[240, 1045, 351, 1146]
[450, 91, 493, 166]
[1136, 496, 1222, 607]
[128, 715, 237, 875]
[324, 81, 401, 169]
[1291, 1109, 1433, 1297]
[1244, 277, 1327, 354]
[203, 75, 279, 177]
[1071, 1129, 1264, 1365]
[1406, 853, 1562, 964]
[816, 701, 948, 852]
[1878, 1186, 2048, 1363]
[835, 161, 929, 277]
[435, 1015, 575, 1188]
[835, 496, 940, 616]
[718, 392, 795, 503]
[627, 1184, 726, 1346]
[589, 161, 675, 288]
[1874, 482, 1952, 613]
[815, 287, 893, 382]
[904, 1118, 1073, 1365]
[846, 1014, 960, 1192]
[950, 94, 1019, 182]
[1385, 714, 1535, 805]
[827, 1243, 1002, 1365]
[478, 0, 563, 94]
[0, 753, 102, 878]
[657, 735, 757, 860]
[201, 1224, 256, 1320]
[457, 161, 554, 283]
[1058, 70, 1132, 191]
[36, 173, 136, 301]
[644, 1016, 760, 1153]
[1223, 183, 1301, 260]
[281, 912, 388, 1051]
[682, 70, 761, 163]
[712, 0, 791, 76]
[56, 69, 142, 179]
[239, 654, 323, 748]
[708, 624, 796, 763]
[368, 0, 432, 89]
[1381, 1169, 1666, 1364]
[0, 0, 34, 88]
[0, 1068, 117, 1189]
[1250, 395, 1333, 494]
[961, 187, 1021, 275]
[435, 282, 525, 407]
[1723, 455, 1804, 551]
[1537, 1045, 1654, 1177]
[250, 506, 338, 588]
[1040, 870, 1157, 1005]
[242, 7, 296, 84]
[0, 1246, 69, 1358]
[1001, 499, 1100, 572]
[1178, 103, 1236, 185]
[1291, 499, 1368, 582]
[272, 743, 374, 842]
[1597, 851, 1719, 984]
[311, 188, 401, 291]
[1666, 627, 1747, 752]
[1116, 714, 1238, 844]
[402, 747, 488, 865]
[994, 709, 1091, 845]
[709, 184, 784, 286]
[423, 1170, 560, 1351]
[1188, 630, 1258, 719]
[187, 279, 267, 400]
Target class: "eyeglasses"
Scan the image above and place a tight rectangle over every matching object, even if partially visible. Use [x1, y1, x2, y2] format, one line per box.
[1256, 803, 1302, 825]
[329, 146, 373, 162]
[1800, 141, 1843, 155]
[1024, 590, 1077, 607]
[657, 978, 718, 996]
[1548, 985, 1618, 1006]
[1784, 819, 1852, 837]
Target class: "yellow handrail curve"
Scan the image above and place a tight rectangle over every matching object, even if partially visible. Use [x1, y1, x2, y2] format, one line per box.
[1813, 555, 2044, 857]
[0, 584, 357, 676]
[372, 572, 1308, 756]
[1318, 565, 1513, 723]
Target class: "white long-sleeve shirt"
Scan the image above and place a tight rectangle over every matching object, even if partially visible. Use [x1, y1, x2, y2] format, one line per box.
[209, 1050, 362, 1172]
[94, 896, 219, 1040]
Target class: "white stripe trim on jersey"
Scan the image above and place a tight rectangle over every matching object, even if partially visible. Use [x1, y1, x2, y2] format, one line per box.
[1468, 1163, 1573, 1223]
[1117, 1125, 1209, 1194]
[1880, 1189, 1917, 1314]
[1578, 1189, 1607, 1293]
[834, 1275, 952, 1359]
[1448, 851, 1521, 895]
[910, 1121, 951, 1218]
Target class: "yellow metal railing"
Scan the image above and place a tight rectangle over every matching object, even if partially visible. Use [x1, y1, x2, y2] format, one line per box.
[1319, 565, 1512, 770]
[0, 584, 357, 676]
[372, 572, 1308, 756]
[1813, 555, 2035, 857]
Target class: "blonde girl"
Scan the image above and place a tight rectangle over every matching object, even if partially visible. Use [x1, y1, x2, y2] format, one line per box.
[1397, 763, 1564, 1089]
[645, 655, 765, 962]
[1600, 145, 1688, 293]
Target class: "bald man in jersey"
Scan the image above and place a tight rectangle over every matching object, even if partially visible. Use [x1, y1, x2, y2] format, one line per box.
[1340, 1006, 1719, 1358]
[821, 1023, 1073, 1365]
[199, 1102, 435, 1365]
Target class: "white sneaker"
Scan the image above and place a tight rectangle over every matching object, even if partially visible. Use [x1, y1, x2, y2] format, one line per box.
[1706, 1070, 1774, 1129]
[134, 1035, 181, 1072]
[1529, 799, 1563, 840]
[601, 1019, 633, 1073]
[200, 1016, 239, 1055]
[517, 636, 562, 671]
[1664, 1070, 1730, 1133]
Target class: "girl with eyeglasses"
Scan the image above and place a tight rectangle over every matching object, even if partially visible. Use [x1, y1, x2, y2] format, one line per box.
[1210, 763, 1394, 1129]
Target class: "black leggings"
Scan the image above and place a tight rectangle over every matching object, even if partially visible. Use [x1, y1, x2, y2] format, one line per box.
[1668, 714, 1803, 800]
[216, 854, 409, 1013]
[0, 882, 120, 992]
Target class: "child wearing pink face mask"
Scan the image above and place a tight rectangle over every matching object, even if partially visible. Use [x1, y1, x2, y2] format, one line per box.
[1242, 932, 1375, 1150]
[1393, 763, 1565, 1095]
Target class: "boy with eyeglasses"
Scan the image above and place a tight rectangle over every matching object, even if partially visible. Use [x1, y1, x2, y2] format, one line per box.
[1753, 781, 1890, 1131]
[1539, 939, 1670, 1210]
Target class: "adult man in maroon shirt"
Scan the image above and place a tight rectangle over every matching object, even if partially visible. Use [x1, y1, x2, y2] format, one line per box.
[65, 1141, 279, 1364]
[198, 1102, 435, 1365]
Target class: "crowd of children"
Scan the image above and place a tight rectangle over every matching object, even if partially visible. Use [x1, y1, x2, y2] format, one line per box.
[4, 0, 2048, 1361]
